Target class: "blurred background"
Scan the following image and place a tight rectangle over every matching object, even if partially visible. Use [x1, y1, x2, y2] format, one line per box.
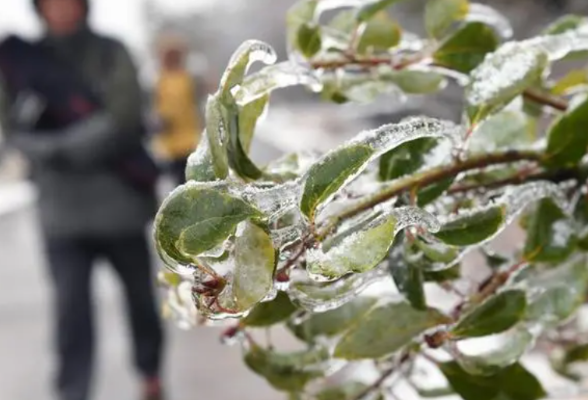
[1, 1, 588, 399]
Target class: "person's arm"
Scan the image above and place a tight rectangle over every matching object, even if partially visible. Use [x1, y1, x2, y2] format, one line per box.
[0, 75, 66, 166]
[58, 40, 143, 168]
[49, 40, 144, 169]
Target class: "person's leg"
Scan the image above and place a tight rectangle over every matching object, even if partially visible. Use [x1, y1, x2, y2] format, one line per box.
[101, 234, 164, 385]
[45, 238, 96, 400]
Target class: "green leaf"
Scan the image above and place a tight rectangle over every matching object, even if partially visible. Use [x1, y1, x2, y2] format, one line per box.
[227, 95, 268, 180]
[289, 297, 377, 342]
[155, 185, 261, 263]
[185, 134, 217, 182]
[287, 0, 319, 52]
[455, 328, 533, 376]
[440, 362, 546, 400]
[390, 256, 427, 310]
[334, 302, 449, 359]
[233, 222, 276, 310]
[242, 292, 298, 327]
[434, 206, 506, 247]
[357, 15, 401, 54]
[307, 213, 397, 279]
[466, 45, 548, 125]
[414, 237, 460, 264]
[205, 94, 230, 179]
[357, 0, 405, 22]
[451, 290, 527, 338]
[244, 344, 328, 392]
[434, 22, 499, 73]
[468, 110, 534, 154]
[551, 69, 588, 96]
[379, 138, 438, 181]
[543, 14, 588, 35]
[417, 177, 455, 207]
[423, 264, 461, 282]
[523, 199, 576, 263]
[545, 96, 588, 168]
[219, 40, 275, 100]
[425, 0, 469, 39]
[383, 69, 446, 94]
[301, 144, 373, 219]
[316, 382, 369, 400]
[158, 270, 182, 287]
[525, 260, 588, 325]
[297, 23, 322, 58]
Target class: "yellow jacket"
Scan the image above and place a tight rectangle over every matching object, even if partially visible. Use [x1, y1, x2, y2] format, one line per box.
[154, 70, 200, 160]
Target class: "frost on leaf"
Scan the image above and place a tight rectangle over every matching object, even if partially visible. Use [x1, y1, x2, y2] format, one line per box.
[306, 207, 439, 280]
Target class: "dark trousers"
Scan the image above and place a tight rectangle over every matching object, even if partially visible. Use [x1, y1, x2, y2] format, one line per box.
[45, 234, 164, 400]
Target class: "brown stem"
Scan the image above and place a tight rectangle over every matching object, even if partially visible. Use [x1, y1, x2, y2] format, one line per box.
[448, 165, 584, 195]
[523, 88, 569, 112]
[322, 150, 542, 234]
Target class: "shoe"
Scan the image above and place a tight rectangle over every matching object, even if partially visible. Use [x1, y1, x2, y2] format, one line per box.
[142, 376, 165, 400]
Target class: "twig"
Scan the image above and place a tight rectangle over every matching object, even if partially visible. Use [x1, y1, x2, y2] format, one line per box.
[322, 150, 543, 234]
[350, 351, 411, 400]
[523, 88, 569, 112]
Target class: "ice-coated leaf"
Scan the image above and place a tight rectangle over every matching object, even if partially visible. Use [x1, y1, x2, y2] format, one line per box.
[523, 199, 576, 263]
[551, 69, 588, 96]
[357, 0, 405, 22]
[379, 137, 438, 181]
[382, 69, 446, 94]
[289, 297, 377, 342]
[232, 62, 322, 107]
[288, 266, 388, 312]
[316, 382, 369, 400]
[227, 95, 268, 180]
[389, 252, 427, 310]
[353, 116, 461, 160]
[300, 144, 373, 219]
[452, 328, 534, 376]
[155, 183, 261, 266]
[424, 264, 461, 282]
[466, 42, 548, 124]
[434, 22, 498, 73]
[205, 94, 230, 179]
[545, 96, 588, 168]
[501, 181, 568, 223]
[302, 117, 460, 218]
[464, 3, 513, 39]
[233, 222, 276, 310]
[417, 177, 455, 207]
[525, 260, 588, 326]
[543, 14, 588, 35]
[185, 131, 217, 182]
[334, 302, 449, 359]
[307, 207, 440, 279]
[425, 0, 469, 39]
[451, 290, 527, 338]
[219, 40, 277, 98]
[440, 361, 546, 400]
[357, 15, 401, 54]
[242, 292, 298, 327]
[468, 110, 533, 154]
[287, 0, 319, 54]
[297, 23, 322, 58]
[244, 344, 328, 392]
[434, 206, 506, 247]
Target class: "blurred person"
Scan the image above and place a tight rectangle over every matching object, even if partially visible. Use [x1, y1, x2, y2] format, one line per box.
[153, 33, 201, 185]
[0, 0, 164, 399]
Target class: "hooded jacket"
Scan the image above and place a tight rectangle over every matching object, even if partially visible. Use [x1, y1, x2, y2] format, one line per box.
[0, 0, 156, 238]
